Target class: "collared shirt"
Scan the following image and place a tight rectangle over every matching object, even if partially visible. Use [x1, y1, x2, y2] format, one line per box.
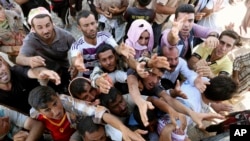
[193, 44, 233, 76]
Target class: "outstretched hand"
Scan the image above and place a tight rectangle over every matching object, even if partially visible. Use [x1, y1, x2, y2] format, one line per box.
[38, 70, 61, 85]
[96, 73, 113, 94]
[148, 54, 171, 70]
[118, 43, 136, 59]
[194, 73, 210, 93]
[73, 52, 89, 72]
[137, 99, 155, 127]
[171, 80, 187, 99]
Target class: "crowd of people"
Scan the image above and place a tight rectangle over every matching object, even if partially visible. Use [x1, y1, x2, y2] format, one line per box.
[0, 0, 250, 141]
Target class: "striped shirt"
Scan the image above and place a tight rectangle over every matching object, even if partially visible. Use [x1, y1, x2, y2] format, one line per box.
[70, 31, 118, 77]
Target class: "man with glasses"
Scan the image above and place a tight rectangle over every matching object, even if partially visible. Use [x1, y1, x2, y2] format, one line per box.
[188, 30, 241, 78]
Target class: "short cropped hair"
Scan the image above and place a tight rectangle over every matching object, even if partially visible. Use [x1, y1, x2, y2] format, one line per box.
[175, 4, 195, 19]
[28, 86, 57, 110]
[204, 76, 237, 101]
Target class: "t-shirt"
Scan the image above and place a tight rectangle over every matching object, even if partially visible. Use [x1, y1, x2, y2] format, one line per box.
[70, 31, 118, 77]
[0, 66, 39, 114]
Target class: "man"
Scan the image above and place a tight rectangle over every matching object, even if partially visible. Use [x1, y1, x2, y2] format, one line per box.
[15, 7, 75, 93]
[188, 30, 241, 78]
[127, 65, 223, 127]
[77, 116, 112, 141]
[160, 4, 219, 60]
[161, 46, 208, 92]
[180, 76, 237, 140]
[0, 53, 60, 114]
[70, 10, 136, 78]
[0, 104, 44, 141]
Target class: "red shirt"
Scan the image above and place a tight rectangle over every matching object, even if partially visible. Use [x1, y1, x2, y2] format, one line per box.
[38, 114, 76, 141]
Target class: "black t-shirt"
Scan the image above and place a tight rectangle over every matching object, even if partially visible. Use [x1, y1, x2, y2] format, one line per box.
[127, 69, 164, 97]
[0, 66, 39, 114]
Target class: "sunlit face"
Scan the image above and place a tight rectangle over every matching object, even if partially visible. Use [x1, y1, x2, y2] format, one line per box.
[142, 68, 163, 90]
[38, 96, 65, 120]
[163, 47, 179, 72]
[175, 12, 195, 37]
[77, 82, 98, 102]
[0, 5, 6, 22]
[108, 94, 128, 117]
[98, 50, 116, 72]
[214, 35, 235, 58]
[138, 31, 150, 46]
[83, 126, 107, 141]
[32, 16, 54, 42]
[0, 116, 10, 137]
[78, 14, 98, 40]
[0, 57, 11, 84]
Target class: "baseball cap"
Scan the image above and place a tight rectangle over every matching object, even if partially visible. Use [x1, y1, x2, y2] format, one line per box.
[28, 7, 51, 25]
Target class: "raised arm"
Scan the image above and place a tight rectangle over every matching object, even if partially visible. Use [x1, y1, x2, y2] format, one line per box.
[127, 74, 154, 127]
[16, 54, 46, 68]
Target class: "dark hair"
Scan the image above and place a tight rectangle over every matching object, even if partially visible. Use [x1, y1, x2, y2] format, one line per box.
[69, 78, 90, 98]
[77, 116, 104, 137]
[133, 106, 157, 128]
[96, 43, 117, 60]
[137, 0, 151, 7]
[204, 76, 237, 101]
[31, 14, 52, 26]
[76, 10, 95, 25]
[219, 30, 242, 46]
[28, 86, 57, 110]
[99, 87, 121, 108]
[175, 4, 195, 19]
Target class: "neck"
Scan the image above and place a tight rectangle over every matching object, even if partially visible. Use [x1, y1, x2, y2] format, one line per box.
[44, 30, 56, 45]
[84, 37, 97, 45]
[210, 50, 222, 62]
[201, 93, 211, 105]
[0, 82, 12, 91]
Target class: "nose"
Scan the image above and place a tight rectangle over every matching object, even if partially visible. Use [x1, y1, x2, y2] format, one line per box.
[87, 94, 95, 102]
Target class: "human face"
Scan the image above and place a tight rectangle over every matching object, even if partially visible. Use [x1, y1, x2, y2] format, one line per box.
[98, 50, 116, 72]
[214, 35, 235, 58]
[78, 14, 98, 40]
[142, 68, 163, 90]
[83, 126, 106, 141]
[0, 117, 10, 137]
[32, 16, 55, 42]
[0, 5, 6, 22]
[0, 57, 11, 84]
[108, 94, 128, 117]
[138, 31, 150, 46]
[77, 82, 98, 102]
[176, 12, 195, 37]
[163, 48, 179, 72]
[38, 96, 65, 120]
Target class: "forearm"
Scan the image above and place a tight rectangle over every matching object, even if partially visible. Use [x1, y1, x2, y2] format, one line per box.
[95, 7, 105, 15]
[167, 30, 179, 46]
[16, 55, 30, 66]
[27, 67, 47, 78]
[25, 119, 45, 141]
[127, 75, 145, 105]
[126, 57, 138, 70]
[160, 92, 192, 116]
[155, 5, 176, 15]
[103, 113, 127, 131]
[148, 97, 172, 113]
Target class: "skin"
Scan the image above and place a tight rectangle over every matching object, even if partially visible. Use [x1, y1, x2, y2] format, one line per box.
[107, 94, 129, 117]
[141, 68, 163, 90]
[162, 47, 179, 73]
[38, 96, 65, 120]
[138, 31, 150, 46]
[0, 117, 10, 137]
[83, 126, 107, 141]
[98, 50, 117, 72]
[175, 12, 195, 39]
[77, 82, 98, 103]
[0, 5, 6, 22]
[77, 14, 98, 45]
[32, 16, 55, 44]
[0, 57, 11, 90]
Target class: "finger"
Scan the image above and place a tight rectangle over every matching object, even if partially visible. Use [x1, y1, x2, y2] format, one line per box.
[139, 107, 149, 127]
[135, 129, 148, 135]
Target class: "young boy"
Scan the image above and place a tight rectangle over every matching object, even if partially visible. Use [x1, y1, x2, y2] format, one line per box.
[28, 86, 144, 141]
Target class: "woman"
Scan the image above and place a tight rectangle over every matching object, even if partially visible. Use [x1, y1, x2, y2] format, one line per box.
[125, 19, 154, 59]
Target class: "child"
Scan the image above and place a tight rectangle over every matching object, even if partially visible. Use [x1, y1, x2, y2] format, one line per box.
[28, 86, 144, 141]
